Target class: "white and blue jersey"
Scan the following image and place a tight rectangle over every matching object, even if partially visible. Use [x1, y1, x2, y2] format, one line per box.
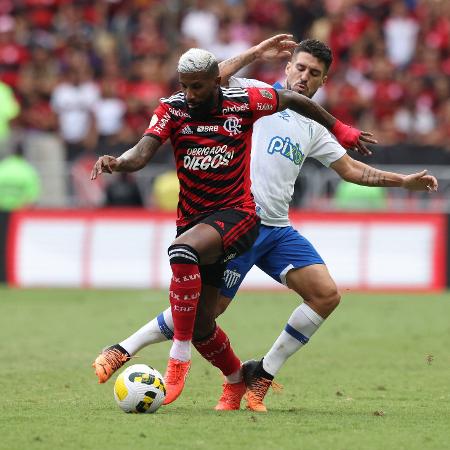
[221, 77, 346, 299]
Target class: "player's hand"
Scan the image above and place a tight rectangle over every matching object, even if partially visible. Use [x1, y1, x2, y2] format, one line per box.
[254, 34, 297, 61]
[332, 120, 377, 155]
[351, 131, 378, 156]
[90, 155, 119, 180]
[402, 170, 438, 192]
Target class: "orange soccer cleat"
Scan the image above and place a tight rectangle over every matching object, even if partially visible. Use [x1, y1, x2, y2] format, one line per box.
[92, 345, 130, 383]
[162, 358, 191, 405]
[214, 380, 246, 411]
[242, 359, 282, 413]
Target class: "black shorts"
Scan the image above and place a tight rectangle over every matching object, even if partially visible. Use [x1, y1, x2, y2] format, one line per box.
[176, 208, 260, 287]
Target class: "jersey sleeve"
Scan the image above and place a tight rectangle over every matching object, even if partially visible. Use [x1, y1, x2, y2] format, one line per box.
[246, 87, 279, 121]
[308, 123, 347, 167]
[143, 102, 173, 143]
[228, 76, 272, 89]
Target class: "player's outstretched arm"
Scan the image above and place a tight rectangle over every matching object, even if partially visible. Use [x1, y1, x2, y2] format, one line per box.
[90, 135, 161, 180]
[277, 89, 377, 154]
[218, 34, 297, 85]
[331, 154, 438, 191]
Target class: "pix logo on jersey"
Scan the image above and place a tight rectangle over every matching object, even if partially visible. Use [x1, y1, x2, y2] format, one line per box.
[267, 136, 305, 166]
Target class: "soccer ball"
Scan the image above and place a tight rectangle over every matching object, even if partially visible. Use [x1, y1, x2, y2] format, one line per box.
[113, 364, 166, 413]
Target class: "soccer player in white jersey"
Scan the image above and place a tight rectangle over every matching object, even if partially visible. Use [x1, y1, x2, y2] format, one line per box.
[93, 37, 437, 412]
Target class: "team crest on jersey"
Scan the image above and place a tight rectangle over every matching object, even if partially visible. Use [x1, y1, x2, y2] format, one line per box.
[260, 89, 273, 99]
[223, 116, 242, 136]
[223, 269, 241, 289]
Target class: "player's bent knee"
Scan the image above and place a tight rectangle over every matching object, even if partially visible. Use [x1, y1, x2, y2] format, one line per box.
[328, 290, 341, 310]
[307, 289, 340, 317]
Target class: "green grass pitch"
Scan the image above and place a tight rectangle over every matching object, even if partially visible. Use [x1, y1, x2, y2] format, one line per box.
[1, 287, 450, 450]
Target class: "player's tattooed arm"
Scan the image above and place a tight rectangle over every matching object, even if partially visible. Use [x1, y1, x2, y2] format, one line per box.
[360, 167, 388, 186]
[116, 136, 161, 171]
[218, 34, 296, 85]
[331, 154, 438, 192]
[90, 136, 161, 180]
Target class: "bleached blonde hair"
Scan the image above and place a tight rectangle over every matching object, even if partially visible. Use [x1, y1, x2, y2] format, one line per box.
[177, 48, 219, 75]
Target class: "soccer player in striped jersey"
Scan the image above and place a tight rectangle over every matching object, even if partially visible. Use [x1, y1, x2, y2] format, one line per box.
[91, 38, 412, 408]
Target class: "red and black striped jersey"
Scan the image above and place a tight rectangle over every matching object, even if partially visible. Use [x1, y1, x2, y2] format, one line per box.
[144, 86, 279, 227]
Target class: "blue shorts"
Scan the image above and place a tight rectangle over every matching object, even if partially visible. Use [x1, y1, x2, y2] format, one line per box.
[220, 224, 324, 299]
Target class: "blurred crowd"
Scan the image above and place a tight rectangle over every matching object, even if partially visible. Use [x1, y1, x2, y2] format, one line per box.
[0, 0, 449, 208]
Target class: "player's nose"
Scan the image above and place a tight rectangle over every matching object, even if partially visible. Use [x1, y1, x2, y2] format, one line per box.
[185, 90, 197, 103]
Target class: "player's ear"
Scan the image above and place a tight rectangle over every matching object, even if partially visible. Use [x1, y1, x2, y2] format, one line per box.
[285, 61, 292, 77]
[321, 75, 328, 87]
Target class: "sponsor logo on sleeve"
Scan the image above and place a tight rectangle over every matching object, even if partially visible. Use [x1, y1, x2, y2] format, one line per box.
[148, 114, 158, 128]
[257, 103, 274, 111]
[151, 112, 171, 135]
[260, 89, 273, 99]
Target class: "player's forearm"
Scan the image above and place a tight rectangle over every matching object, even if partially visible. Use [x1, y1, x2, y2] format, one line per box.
[344, 162, 406, 187]
[278, 90, 336, 130]
[218, 48, 258, 84]
[116, 136, 160, 172]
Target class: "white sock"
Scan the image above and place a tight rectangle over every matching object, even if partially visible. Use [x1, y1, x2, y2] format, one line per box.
[170, 339, 191, 361]
[262, 303, 324, 377]
[120, 308, 173, 356]
[225, 368, 243, 384]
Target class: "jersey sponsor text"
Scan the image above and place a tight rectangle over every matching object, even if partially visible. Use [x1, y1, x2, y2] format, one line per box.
[267, 136, 304, 165]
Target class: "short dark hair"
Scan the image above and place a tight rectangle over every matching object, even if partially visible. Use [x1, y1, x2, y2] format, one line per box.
[293, 39, 333, 73]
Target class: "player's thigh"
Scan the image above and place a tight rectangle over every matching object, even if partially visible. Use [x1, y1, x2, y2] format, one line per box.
[202, 208, 260, 262]
[173, 223, 223, 265]
[257, 226, 324, 286]
[286, 263, 338, 302]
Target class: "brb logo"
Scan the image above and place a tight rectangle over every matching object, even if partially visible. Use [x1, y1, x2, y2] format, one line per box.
[267, 136, 304, 166]
[223, 116, 242, 136]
